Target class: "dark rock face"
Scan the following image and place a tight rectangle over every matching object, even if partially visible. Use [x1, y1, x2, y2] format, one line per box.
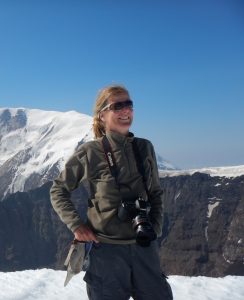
[159, 173, 244, 276]
[0, 109, 27, 136]
[0, 182, 88, 271]
[0, 173, 243, 276]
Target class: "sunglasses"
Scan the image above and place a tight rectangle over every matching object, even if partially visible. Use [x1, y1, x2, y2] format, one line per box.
[100, 99, 133, 112]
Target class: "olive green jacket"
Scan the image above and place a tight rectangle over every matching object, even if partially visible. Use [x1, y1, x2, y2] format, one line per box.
[50, 131, 163, 244]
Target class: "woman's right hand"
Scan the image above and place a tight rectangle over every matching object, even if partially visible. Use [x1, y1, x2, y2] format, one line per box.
[74, 224, 99, 243]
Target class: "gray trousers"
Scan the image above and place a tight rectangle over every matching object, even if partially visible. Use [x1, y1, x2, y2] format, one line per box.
[83, 241, 173, 300]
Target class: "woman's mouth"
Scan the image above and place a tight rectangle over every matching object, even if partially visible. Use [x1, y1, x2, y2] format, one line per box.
[119, 117, 129, 120]
[118, 117, 130, 122]
[118, 116, 131, 125]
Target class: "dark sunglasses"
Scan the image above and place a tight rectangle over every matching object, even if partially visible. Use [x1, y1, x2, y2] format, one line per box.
[100, 100, 133, 112]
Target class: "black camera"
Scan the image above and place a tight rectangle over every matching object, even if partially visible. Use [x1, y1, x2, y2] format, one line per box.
[118, 197, 157, 247]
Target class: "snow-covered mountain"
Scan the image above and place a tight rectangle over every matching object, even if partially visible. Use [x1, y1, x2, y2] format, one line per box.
[159, 165, 244, 178]
[0, 108, 93, 198]
[1, 108, 243, 276]
[156, 153, 177, 170]
[0, 107, 175, 199]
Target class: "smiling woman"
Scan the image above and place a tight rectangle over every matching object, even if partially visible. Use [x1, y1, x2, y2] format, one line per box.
[98, 90, 133, 136]
[50, 84, 173, 299]
[93, 85, 134, 137]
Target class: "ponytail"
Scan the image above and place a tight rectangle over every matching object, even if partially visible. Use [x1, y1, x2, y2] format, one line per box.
[93, 114, 105, 138]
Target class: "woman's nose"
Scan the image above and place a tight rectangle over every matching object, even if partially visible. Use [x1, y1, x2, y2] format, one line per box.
[119, 106, 133, 113]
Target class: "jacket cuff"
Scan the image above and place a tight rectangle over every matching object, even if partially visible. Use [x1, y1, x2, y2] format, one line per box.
[69, 220, 83, 233]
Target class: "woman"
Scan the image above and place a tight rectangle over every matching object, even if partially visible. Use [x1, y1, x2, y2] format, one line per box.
[50, 85, 173, 300]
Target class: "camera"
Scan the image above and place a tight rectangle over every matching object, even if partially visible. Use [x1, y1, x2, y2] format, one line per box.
[118, 197, 157, 247]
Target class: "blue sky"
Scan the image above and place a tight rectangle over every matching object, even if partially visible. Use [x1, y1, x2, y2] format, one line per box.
[0, 0, 244, 169]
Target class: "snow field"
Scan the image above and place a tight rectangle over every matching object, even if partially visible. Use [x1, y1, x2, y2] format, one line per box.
[0, 269, 243, 300]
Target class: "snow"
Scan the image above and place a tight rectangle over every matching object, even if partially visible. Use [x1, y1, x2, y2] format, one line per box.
[159, 165, 244, 178]
[156, 153, 177, 170]
[207, 202, 220, 218]
[0, 108, 94, 195]
[207, 197, 222, 219]
[205, 197, 222, 241]
[6, 108, 92, 169]
[0, 269, 243, 300]
[174, 191, 181, 201]
[222, 254, 233, 264]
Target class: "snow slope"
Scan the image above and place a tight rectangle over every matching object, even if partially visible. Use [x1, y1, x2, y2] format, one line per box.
[159, 165, 244, 178]
[0, 107, 93, 170]
[0, 269, 243, 300]
[0, 108, 93, 196]
[156, 153, 177, 170]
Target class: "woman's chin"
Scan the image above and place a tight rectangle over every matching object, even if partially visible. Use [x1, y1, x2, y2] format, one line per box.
[116, 127, 130, 135]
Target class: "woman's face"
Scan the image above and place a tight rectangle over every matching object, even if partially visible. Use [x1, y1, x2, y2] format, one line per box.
[100, 93, 133, 135]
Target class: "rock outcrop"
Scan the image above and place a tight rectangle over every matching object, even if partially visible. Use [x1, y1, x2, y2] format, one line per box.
[159, 172, 244, 276]
[0, 173, 243, 276]
[0, 182, 88, 271]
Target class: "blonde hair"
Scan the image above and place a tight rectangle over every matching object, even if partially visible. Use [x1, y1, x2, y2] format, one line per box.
[93, 85, 129, 138]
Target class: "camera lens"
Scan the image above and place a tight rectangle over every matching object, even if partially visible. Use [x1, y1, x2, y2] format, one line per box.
[132, 214, 157, 247]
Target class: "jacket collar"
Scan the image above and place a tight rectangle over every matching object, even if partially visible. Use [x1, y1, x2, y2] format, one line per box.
[105, 130, 134, 146]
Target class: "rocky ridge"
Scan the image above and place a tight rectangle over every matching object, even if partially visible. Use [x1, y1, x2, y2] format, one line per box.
[159, 172, 244, 276]
[0, 172, 243, 276]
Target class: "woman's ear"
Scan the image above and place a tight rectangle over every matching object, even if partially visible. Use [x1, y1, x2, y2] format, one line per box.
[99, 112, 105, 122]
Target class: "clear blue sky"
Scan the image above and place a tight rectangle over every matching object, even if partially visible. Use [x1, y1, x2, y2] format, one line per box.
[0, 0, 244, 169]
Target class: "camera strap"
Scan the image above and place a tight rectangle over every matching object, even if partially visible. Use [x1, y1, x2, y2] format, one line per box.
[131, 139, 150, 196]
[101, 135, 149, 197]
[101, 135, 120, 186]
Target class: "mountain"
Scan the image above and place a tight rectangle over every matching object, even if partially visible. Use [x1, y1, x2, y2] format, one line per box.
[0, 107, 176, 199]
[159, 165, 244, 178]
[1, 107, 243, 276]
[159, 171, 244, 276]
[156, 153, 177, 170]
[1, 171, 243, 276]
[0, 108, 94, 199]
[0, 181, 87, 271]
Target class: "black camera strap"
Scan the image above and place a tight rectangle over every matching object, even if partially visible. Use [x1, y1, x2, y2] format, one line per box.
[101, 135, 149, 197]
[101, 135, 120, 186]
[131, 139, 150, 196]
